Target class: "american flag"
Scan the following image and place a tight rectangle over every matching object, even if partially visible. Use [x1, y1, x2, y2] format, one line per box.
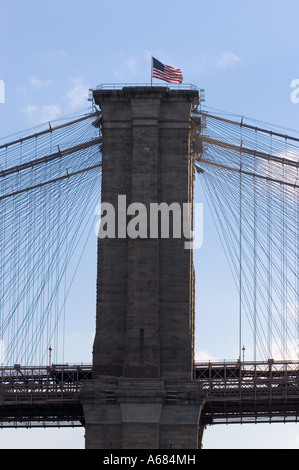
[152, 57, 183, 84]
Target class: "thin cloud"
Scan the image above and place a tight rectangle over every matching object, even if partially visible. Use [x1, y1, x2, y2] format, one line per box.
[17, 76, 53, 96]
[113, 53, 159, 81]
[29, 76, 53, 90]
[22, 77, 90, 125]
[126, 57, 138, 75]
[23, 104, 61, 125]
[35, 49, 68, 61]
[195, 350, 218, 362]
[219, 51, 240, 68]
[65, 77, 90, 112]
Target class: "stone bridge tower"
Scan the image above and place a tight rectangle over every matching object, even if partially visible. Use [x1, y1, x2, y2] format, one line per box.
[81, 86, 205, 449]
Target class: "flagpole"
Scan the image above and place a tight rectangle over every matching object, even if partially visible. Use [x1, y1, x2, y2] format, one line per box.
[151, 55, 153, 86]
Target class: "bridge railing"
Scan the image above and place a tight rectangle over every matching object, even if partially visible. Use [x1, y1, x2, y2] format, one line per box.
[1, 360, 298, 401]
[1, 361, 299, 426]
[0, 364, 92, 406]
[96, 83, 198, 91]
[194, 360, 299, 399]
[195, 360, 299, 424]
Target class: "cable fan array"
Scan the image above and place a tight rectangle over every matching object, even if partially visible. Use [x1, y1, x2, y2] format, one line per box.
[2, 102, 298, 365]
[194, 110, 299, 361]
[0, 112, 102, 365]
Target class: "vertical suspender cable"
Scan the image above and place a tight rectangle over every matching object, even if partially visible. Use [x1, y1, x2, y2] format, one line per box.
[253, 130, 257, 362]
[281, 141, 287, 360]
[297, 177, 299, 359]
[267, 134, 273, 358]
[239, 123, 243, 361]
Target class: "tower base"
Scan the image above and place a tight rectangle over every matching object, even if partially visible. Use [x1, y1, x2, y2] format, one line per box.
[80, 379, 205, 449]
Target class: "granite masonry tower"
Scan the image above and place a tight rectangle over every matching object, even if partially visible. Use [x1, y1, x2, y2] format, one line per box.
[80, 86, 205, 449]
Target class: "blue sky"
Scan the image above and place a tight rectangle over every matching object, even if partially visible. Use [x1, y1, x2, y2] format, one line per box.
[1, 0, 299, 449]
[1, 0, 299, 135]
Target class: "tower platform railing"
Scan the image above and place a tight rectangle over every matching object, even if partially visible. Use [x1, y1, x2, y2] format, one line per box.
[96, 83, 198, 90]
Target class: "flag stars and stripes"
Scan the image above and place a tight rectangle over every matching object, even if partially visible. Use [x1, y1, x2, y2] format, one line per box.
[152, 57, 183, 84]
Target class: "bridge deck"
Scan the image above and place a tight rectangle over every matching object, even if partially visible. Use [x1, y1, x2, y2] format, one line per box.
[0, 361, 299, 427]
[195, 360, 299, 424]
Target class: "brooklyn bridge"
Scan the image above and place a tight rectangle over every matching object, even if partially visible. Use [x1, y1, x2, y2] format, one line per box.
[1, 85, 299, 448]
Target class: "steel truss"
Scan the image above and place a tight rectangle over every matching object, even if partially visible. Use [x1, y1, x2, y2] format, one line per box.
[1, 361, 299, 427]
[0, 364, 91, 428]
[195, 360, 299, 424]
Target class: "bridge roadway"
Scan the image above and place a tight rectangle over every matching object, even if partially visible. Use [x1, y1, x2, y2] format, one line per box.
[0, 360, 299, 428]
